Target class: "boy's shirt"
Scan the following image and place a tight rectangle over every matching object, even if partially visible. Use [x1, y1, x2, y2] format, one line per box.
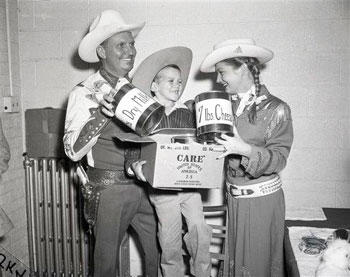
[155, 100, 195, 129]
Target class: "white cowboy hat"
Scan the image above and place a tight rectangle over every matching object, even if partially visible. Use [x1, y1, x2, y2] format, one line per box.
[132, 46, 192, 97]
[200, 38, 274, 73]
[78, 10, 145, 63]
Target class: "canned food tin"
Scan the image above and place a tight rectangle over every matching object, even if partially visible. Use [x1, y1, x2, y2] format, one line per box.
[195, 91, 234, 143]
[113, 83, 165, 136]
[171, 135, 199, 144]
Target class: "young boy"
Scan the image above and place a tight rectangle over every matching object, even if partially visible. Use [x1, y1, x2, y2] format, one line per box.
[130, 47, 212, 277]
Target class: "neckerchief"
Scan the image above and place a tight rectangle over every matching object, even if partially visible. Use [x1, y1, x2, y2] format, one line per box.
[234, 85, 256, 117]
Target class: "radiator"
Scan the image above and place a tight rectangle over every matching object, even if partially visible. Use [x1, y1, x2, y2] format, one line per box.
[24, 156, 92, 276]
[24, 157, 130, 277]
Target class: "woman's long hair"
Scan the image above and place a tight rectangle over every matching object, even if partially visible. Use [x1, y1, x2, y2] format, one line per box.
[224, 57, 261, 124]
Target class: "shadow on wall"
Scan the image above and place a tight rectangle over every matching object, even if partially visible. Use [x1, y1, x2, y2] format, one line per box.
[194, 70, 223, 92]
[70, 48, 100, 73]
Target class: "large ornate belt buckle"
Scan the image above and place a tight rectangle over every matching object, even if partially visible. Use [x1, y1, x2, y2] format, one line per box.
[228, 184, 239, 197]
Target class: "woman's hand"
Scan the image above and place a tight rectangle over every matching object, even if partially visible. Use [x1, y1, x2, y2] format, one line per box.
[131, 160, 147, 182]
[215, 126, 252, 159]
[100, 91, 115, 117]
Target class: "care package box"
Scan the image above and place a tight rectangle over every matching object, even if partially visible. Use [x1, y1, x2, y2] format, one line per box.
[25, 108, 66, 158]
[116, 128, 225, 189]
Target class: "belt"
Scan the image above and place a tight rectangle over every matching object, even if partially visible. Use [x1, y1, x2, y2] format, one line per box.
[226, 175, 282, 198]
[87, 166, 133, 186]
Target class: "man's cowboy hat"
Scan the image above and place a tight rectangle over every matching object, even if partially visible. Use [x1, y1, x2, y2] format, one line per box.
[200, 38, 274, 73]
[132, 46, 192, 97]
[79, 10, 145, 63]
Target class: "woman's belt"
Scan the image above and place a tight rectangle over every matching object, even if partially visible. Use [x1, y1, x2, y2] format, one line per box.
[226, 175, 282, 198]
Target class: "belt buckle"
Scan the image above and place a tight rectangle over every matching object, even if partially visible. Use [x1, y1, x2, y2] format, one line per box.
[228, 183, 238, 197]
[227, 183, 254, 197]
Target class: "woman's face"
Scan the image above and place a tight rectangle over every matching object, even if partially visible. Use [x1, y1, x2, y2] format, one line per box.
[215, 61, 244, 95]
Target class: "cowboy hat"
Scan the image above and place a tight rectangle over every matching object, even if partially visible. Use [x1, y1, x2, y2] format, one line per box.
[132, 46, 192, 97]
[78, 10, 145, 63]
[200, 38, 274, 73]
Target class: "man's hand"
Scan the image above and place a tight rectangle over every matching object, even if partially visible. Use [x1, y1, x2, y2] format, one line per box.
[131, 160, 147, 182]
[100, 91, 115, 117]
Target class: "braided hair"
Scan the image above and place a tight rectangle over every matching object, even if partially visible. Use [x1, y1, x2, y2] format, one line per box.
[223, 57, 261, 124]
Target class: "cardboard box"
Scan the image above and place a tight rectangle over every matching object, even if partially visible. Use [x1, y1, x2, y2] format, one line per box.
[25, 108, 66, 158]
[117, 128, 225, 189]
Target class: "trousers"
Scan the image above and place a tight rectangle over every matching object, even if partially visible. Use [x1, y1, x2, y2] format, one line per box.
[149, 189, 212, 277]
[92, 180, 159, 277]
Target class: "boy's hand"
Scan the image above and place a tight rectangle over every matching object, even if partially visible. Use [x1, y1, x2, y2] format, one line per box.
[131, 160, 147, 182]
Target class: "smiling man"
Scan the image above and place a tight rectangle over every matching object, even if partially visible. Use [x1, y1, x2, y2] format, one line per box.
[63, 10, 159, 277]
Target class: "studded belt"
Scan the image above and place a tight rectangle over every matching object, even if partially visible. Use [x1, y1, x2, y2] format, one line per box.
[226, 175, 282, 198]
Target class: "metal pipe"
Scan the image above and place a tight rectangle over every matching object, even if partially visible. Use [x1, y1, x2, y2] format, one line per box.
[60, 160, 70, 276]
[42, 159, 54, 275]
[69, 165, 79, 276]
[50, 159, 61, 275]
[23, 156, 36, 273]
[34, 159, 45, 276]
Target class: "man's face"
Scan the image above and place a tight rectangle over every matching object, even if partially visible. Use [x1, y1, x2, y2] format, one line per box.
[152, 67, 183, 103]
[99, 31, 136, 77]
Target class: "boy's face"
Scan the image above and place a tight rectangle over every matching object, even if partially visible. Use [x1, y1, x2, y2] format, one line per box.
[152, 67, 183, 102]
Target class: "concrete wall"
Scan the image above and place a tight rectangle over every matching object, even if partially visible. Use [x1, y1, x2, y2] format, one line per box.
[0, 0, 348, 275]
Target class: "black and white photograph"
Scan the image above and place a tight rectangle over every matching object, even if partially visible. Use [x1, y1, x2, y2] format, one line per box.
[0, 0, 349, 276]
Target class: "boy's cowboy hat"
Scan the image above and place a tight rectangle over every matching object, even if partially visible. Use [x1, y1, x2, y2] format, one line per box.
[79, 10, 145, 63]
[132, 46, 192, 97]
[200, 38, 274, 72]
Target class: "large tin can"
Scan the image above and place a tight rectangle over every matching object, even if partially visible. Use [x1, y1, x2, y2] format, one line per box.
[112, 82, 165, 136]
[171, 134, 199, 144]
[195, 91, 234, 143]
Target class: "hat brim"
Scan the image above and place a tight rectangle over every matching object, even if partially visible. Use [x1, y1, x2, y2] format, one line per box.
[78, 22, 145, 63]
[132, 47, 192, 98]
[200, 44, 274, 73]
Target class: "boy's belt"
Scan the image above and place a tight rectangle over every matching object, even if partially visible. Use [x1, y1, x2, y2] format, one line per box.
[226, 175, 282, 198]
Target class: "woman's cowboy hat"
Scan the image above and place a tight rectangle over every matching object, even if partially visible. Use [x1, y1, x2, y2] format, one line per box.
[200, 38, 274, 72]
[132, 46, 192, 97]
[78, 10, 145, 63]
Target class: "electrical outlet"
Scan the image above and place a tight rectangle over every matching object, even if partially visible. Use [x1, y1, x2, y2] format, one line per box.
[3, 96, 20, 113]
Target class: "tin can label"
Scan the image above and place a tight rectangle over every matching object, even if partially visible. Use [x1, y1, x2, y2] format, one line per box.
[195, 98, 234, 128]
[115, 87, 155, 130]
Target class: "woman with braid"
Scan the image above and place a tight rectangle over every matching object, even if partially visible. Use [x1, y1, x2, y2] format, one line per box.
[200, 39, 294, 276]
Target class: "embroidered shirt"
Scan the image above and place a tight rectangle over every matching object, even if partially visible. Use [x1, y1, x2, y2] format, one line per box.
[227, 85, 294, 185]
[63, 70, 134, 170]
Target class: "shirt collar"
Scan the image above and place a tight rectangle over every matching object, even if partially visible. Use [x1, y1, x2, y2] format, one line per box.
[99, 67, 130, 88]
[231, 85, 256, 101]
[153, 97, 187, 115]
